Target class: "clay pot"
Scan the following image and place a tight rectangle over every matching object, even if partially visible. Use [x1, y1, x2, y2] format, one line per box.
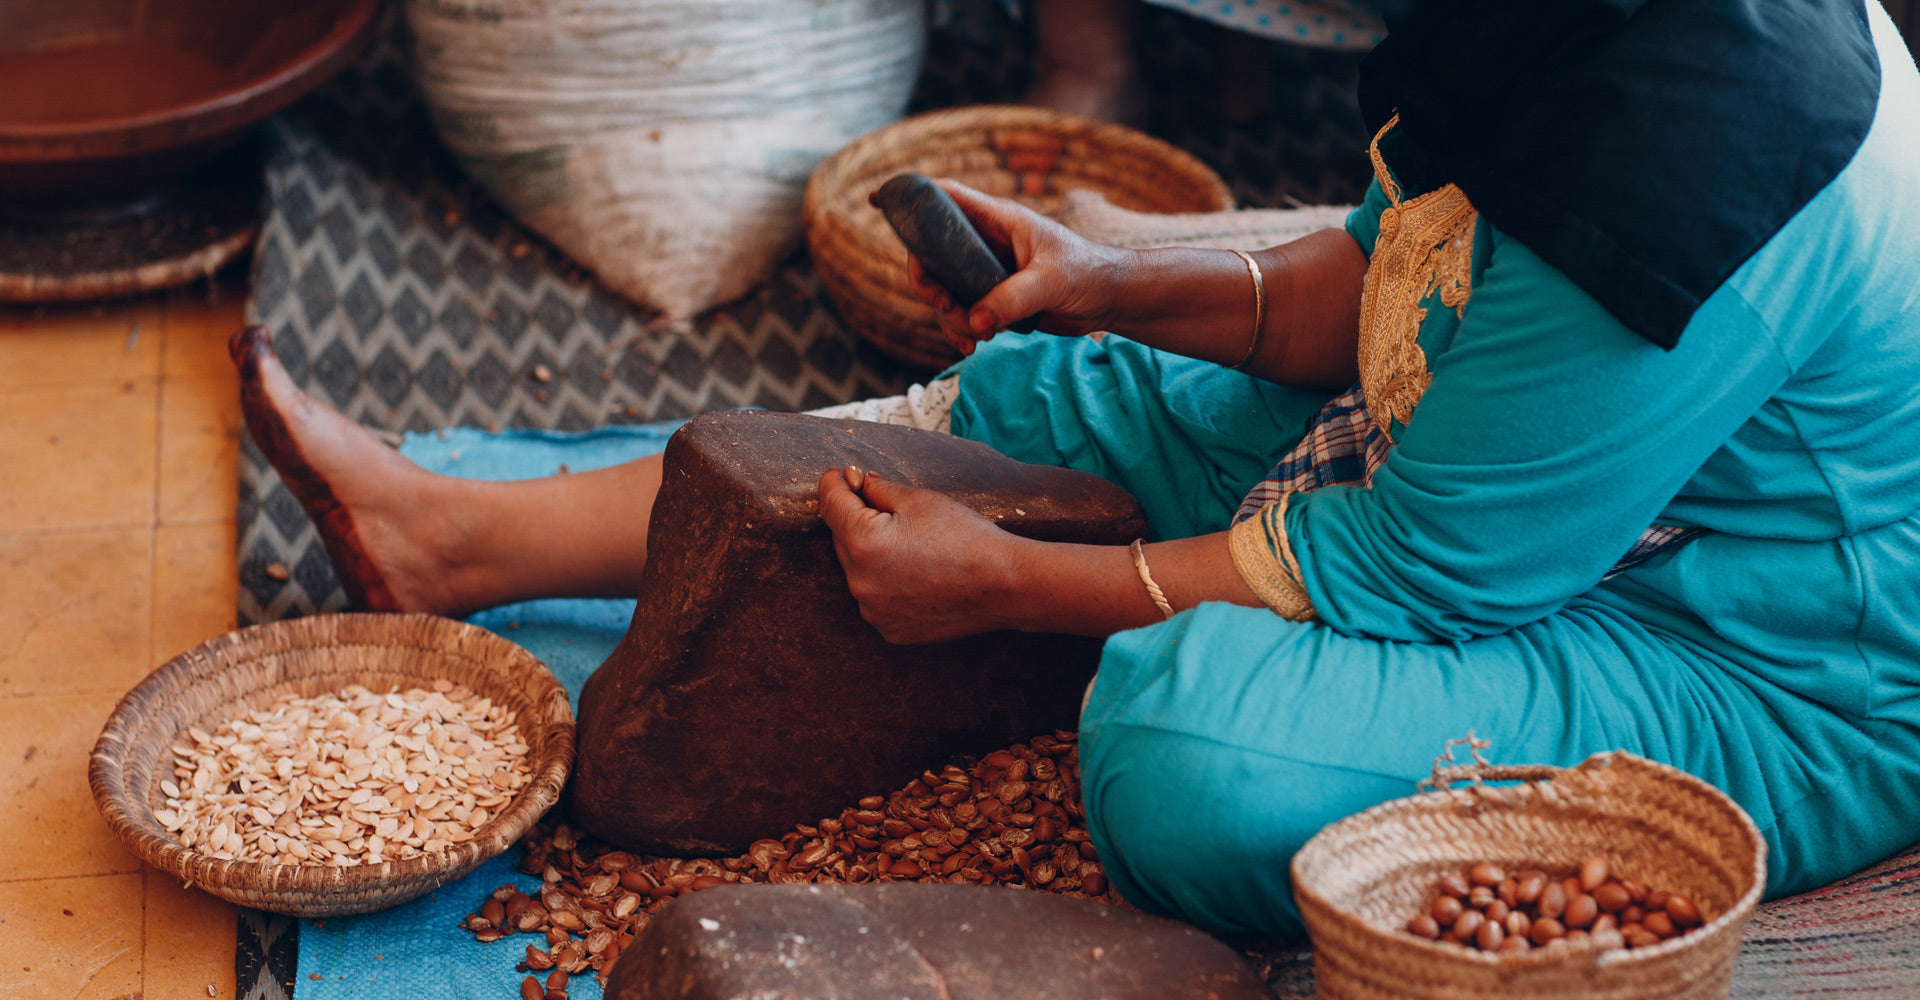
[0, 0, 380, 206]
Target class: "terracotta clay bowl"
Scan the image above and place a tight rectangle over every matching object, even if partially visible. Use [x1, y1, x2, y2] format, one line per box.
[0, 0, 380, 202]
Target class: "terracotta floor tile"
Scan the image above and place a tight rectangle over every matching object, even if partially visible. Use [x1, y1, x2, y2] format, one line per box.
[152, 523, 238, 668]
[0, 873, 144, 1000]
[143, 960, 234, 1000]
[159, 375, 241, 526]
[0, 298, 164, 390]
[0, 380, 158, 533]
[0, 527, 153, 698]
[0, 693, 144, 881]
[143, 869, 237, 971]
[160, 283, 248, 381]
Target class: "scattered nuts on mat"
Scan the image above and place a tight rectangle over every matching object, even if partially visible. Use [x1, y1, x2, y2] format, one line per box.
[156, 682, 532, 866]
[1404, 854, 1707, 954]
[461, 730, 1114, 991]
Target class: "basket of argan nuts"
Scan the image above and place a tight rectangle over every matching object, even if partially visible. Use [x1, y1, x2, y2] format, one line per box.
[88, 613, 574, 917]
[1291, 750, 1766, 1000]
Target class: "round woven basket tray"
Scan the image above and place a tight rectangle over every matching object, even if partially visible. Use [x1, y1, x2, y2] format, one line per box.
[1292, 751, 1767, 1000]
[89, 613, 574, 917]
[804, 105, 1235, 370]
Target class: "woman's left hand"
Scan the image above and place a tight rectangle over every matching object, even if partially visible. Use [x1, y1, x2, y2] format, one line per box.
[817, 467, 1022, 644]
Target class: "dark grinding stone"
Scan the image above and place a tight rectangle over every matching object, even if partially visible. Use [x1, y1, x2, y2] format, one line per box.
[604, 882, 1272, 1000]
[571, 409, 1146, 855]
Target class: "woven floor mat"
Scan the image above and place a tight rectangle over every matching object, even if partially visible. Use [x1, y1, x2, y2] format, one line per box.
[230, 6, 1918, 999]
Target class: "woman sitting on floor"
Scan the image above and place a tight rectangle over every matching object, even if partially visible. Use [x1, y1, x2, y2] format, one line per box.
[236, 0, 1920, 941]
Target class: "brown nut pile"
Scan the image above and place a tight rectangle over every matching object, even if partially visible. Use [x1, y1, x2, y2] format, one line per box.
[1405, 854, 1707, 954]
[157, 682, 531, 866]
[460, 730, 1116, 993]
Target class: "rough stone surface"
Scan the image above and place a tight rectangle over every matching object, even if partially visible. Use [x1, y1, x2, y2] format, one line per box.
[572, 409, 1147, 855]
[605, 882, 1272, 1000]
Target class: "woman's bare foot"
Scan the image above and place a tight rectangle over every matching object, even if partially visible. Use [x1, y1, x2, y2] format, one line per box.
[1023, 64, 1150, 125]
[1024, 0, 1148, 125]
[231, 326, 469, 614]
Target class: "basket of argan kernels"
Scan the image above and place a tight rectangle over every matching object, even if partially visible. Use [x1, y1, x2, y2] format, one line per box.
[1291, 748, 1766, 1000]
[89, 613, 574, 917]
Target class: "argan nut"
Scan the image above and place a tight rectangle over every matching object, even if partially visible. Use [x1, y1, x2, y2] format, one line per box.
[1564, 929, 1591, 947]
[520, 977, 543, 1000]
[1665, 894, 1703, 927]
[1580, 854, 1611, 891]
[1452, 909, 1486, 942]
[1469, 862, 1507, 887]
[1505, 910, 1531, 940]
[1476, 919, 1505, 951]
[1645, 889, 1671, 912]
[1516, 872, 1547, 905]
[1644, 911, 1678, 938]
[547, 970, 569, 990]
[526, 944, 554, 970]
[1538, 882, 1567, 919]
[1484, 900, 1510, 925]
[1594, 883, 1631, 912]
[1592, 914, 1619, 935]
[482, 899, 506, 926]
[1625, 927, 1663, 949]
[1498, 878, 1519, 908]
[1621, 905, 1646, 926]
[1408, 914, 1442, 939]
[1081, 871, 1108, 896]
[1622, 878, 1648, 904]
[1440, 874, 1472, 898]
[1468, 886, 1497, 909]
[1591, 928, 1626, 951]
[1530, 917, 1566, 946]
[1432, 896, 1465, 925]
[1497, 934, 1531, 953]
[1565, 893, 1598, 929]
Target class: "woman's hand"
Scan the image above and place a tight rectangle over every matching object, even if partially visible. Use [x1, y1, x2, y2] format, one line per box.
[817, 466, 1023, 644]
[904, 180, 1133, 356]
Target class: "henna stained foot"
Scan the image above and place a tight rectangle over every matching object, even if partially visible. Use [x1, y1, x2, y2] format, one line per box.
[231, 326, 464, 614]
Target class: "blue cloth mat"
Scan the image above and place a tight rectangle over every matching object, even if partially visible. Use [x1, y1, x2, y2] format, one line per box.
[295, 423, 679, 999]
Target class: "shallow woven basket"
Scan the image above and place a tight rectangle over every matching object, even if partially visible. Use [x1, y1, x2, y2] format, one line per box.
[89, 613, 574, 917]
[1292, 752, 1766, 1000]
[804, 105, 1234, 369]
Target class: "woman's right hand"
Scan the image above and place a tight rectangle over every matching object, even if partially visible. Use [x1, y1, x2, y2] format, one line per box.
[906, 180, 1133, 356]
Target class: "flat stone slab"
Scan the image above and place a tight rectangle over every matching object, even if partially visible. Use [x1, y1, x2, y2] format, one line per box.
[572, 410, 1147, 855]
[605, 882, 1272, 1000]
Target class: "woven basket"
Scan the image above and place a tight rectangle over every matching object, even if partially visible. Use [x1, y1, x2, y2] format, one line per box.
[1292, 752, 1766, 1000]
[803, 105, 1234, 369]
[89, 613, 574, 917]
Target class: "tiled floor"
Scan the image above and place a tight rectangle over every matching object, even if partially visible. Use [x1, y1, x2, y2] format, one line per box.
[0, 275, 247, 1000]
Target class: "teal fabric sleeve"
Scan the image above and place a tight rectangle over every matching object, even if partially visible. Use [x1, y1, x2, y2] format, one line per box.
[1285, 230, 1793, 642]
[948, 332, 1333, 541]
[1343, 176, 1391, 256]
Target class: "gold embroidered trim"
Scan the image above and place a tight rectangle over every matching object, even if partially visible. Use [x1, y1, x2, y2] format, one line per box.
[1357, 113, 1479, 440]
[1229, 494, 1316, 621]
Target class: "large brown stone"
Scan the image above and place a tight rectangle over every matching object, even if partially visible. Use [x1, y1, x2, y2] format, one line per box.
[604, 882, 1272, 1000]
[572, 409, 1146, 855]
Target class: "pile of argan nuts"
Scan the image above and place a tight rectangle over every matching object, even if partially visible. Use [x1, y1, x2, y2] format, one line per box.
[157, 682, 531, 866]
[461, 730, 1114, 998]
[1406, 854, 1706, 954]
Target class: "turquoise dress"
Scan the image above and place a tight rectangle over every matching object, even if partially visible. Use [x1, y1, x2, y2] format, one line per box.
[947, 4, 1920, 942]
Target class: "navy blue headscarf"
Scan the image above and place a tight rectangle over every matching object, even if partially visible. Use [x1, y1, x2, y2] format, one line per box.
[1359, 0, 1881, 348]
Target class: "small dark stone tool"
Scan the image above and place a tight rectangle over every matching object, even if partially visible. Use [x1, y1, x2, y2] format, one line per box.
[871, 172, 1038, 334]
